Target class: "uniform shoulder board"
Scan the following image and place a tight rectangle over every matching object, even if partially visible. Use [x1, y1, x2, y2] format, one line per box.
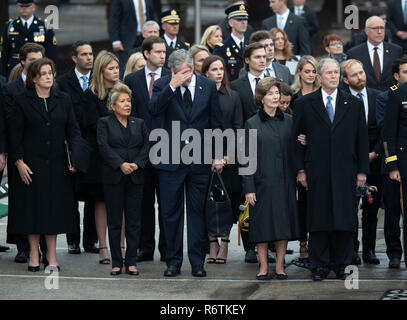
[390, 85, 398, 91]
[38, 17, 43, 21]
[216, 42, 224, 47]
[184, 42, 190, 47]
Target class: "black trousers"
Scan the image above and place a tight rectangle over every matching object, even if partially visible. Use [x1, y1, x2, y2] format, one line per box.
[354, 173, 383, 254]
[104, 177, 143, 268]
[138, 164, 166, 256]
[297, 184, 308, 243]
[383, 175, 407, 260]
[309, 230, 354, 272]
[66, 196, 97, 247]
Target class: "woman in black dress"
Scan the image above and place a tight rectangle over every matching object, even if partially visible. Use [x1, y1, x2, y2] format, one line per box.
[201, 55, 243, 264]
[8, 58, 79, 271]
[243, 78, 300, 280]
[77, 51, 120, 264]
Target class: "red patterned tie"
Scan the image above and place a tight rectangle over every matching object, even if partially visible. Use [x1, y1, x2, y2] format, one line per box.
[148, 72, 155, 99]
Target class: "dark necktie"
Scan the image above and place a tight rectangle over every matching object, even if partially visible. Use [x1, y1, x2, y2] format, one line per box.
[24, 22, 28, 30]
[170, 41, 174, 49]
[255, 77, 260, 85]
[239, 41, 243, 50]
[356, 92, 368, 123]
[183, 86, 192, 118]
[373, 47, 381, 80]
[148, 72, 155, 99]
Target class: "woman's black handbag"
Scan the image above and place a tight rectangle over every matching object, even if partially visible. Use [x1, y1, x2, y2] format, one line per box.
[205, 170, 233, 237]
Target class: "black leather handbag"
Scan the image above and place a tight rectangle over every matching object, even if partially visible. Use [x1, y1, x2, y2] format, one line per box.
[205, 170, 233, 237]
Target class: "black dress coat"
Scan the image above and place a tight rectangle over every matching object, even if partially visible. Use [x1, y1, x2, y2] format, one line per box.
[97, 115, 149, 185]
[387, 0, 407, 51]
[242, 108, 300, 243]
[292, 89, 370, 233]
[7, 89, 80, 235]
[230, 74, 258, 121]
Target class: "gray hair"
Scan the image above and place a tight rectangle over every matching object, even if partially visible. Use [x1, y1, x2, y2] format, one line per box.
[365, 15, 384, 28]
[189, 44, 209, 58]
[168, 49, 193, 70]
[316, 58, 339, 75]
[142, 20, 160, 33]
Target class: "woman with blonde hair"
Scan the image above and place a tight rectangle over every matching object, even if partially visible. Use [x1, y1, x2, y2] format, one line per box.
[8, 64, 23, 82]
[189, 45, 210, 75]
[78, 50, 120, 265]
[123, 52, 146, 78]
[269, 28, 298, 76]
[200, 25, 223, 53]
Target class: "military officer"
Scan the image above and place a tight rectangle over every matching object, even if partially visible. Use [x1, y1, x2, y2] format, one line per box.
[213, 4, 249, 82]
[1, 0, 57, 79]
[382, 83, 407, 268]
[159, 10, 190, 66]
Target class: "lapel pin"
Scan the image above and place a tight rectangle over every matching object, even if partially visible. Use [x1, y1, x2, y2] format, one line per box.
[386, 50, 389, 53]
[199, 86, 202, 90]
[289, 20, 293, 24]
[344, 101, 347, 104]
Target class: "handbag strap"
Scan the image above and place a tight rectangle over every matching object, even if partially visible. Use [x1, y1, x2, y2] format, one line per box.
[214, 169, 231, 202]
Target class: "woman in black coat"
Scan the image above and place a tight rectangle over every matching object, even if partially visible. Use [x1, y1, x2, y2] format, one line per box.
[8, 58, 79, 271]
[97, 83, 149, 275]
[202, 55, 243, 264]
[77, 51, 120, 265]
[243, 78, 300, 280]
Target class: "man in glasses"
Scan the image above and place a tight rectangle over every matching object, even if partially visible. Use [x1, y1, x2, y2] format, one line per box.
[348, 16, 403, 91]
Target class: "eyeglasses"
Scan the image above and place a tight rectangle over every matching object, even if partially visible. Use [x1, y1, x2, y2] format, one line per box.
[368, 26, 385, 32]
[329, 42, 343, 48]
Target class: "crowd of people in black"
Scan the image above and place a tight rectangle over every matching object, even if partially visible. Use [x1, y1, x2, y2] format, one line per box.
[1, 0, 407, 282]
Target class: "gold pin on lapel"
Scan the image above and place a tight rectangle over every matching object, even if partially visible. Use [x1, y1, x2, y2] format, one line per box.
[289, 20, 293, 24]
[386, 50, 389, 53]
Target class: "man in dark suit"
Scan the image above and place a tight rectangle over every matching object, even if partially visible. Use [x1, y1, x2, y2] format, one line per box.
[239, 30, 292, 85]
[261, 0, 311, 56]
[128, 20, 160, 55]
[231, 42, 266, 121]
[109, 0, 155, 77]
[1, 0, 57, 79]
[342, 59, 382, 265]
[218, 0, 254, 40]
[387, 0, 407, 52]
[124, 36, 169, 262]
[290, 0, 318, 51]
[159, 10, 190, 67]
[293, 58, 370, 281]
[2, 42, 45, 263]
[213, 4, 249, 82]
[149, 49, 223, 277]
[56, 41, 98, 255]
[347, 16, 404, 92]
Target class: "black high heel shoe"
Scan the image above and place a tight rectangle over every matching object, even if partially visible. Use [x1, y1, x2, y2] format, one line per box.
[215, 239, 230, 264]
[28, 253, 40, 272]
[126, 266, 139, 276]
[110, 267, 122, 276]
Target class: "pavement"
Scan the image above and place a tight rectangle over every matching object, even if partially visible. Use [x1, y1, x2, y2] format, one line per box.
[1, 196, 407, 300]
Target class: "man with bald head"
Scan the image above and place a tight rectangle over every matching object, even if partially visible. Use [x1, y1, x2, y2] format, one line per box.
[347, 16, 403, 91]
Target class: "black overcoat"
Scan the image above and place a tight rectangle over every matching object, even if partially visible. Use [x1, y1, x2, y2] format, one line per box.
[292, 89, 370, 233]
[7, 88, 80, 235]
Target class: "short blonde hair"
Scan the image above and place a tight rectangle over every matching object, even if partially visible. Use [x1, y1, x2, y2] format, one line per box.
[200, 25, 222, 49]
[124, 52, 145, 78]
[341, 59, 363, 78]
[107, 82, 132, 113]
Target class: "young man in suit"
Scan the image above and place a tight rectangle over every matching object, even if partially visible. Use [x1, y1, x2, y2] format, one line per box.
[342, 59, 382, 266]
[347, 16, 404, 91]
[290, 0, 318, 53]
[109, 0, 156, 77]
[387, 0, 407, 52]
[231, 42, 267, 121]
[128, 20, 160, 55]
[124, 36, 169, 262]
[149, 49, 223, 277]
[293, 58, 370, 281]
[261, 0, 311, 56]
[2, 42, 46, 263]
[56, 41, 98, 255]
[213, 4, 249, 82]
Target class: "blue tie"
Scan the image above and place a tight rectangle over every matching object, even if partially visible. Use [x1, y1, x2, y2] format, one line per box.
[326, 96, 334, 123]
[356, 92, 363, 100]
[81, 75, 88, 91]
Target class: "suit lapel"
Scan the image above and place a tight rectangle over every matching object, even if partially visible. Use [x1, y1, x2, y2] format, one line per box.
[69, 70, 83, 95]
[383, 42, 393, 72]
[366, 89, 375, 125]
[311, 89, 331, 127]
[190, 76, 203, 121]
[284, 13, 295, 33]
[361, 43, 376, 82]
[332, 91, 350, 130]
[139, 68, 150, 105]
[128, 0, 137, 21]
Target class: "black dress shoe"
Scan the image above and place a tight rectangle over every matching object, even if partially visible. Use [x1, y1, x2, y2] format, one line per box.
[28, 265, 40, 272]
[0, 245, 10, 252]
[14, 251, 29, 263]
[267, 249, 276, 263]
[164, 266, 181, 277]
[312, 268, 328, 281]
[389, 257, 401, 269]
[191, 266, 206, 277]
[353, 253, 361, 265]
[256, 273, 273, 280]
[68, 243, 81, 254]
[334, 268, 348, 280]
[84, 243, 99, 254]
[136, 251, 154, 262]
[126, 266, 140, 276]
[245, 249, 258, 263]
[110, 268, 122, 276]
[363, 251, 380, 265]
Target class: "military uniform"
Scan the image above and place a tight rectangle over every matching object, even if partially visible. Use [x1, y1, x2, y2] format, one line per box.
[1, 16, 57, 78]
[212, 4, 249, 82]
[382, 83, 407, 265]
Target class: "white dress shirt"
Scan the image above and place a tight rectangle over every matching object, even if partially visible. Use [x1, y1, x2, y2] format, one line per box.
[170, 74, 196, 102]
[321, 88, 338, 112]
[74, 68, 91, 90]
[21, 72, 27, 83]
[294, 5, 304, 16]
[133, 0, 146, 33]
[164, 34, 177, 48]
[145, 66, 163, 87]
[367, 41, 384, 73]
[20, 16, 34, 29]
[349, 87, 369, 123]
[276, 9, 290, 29]
[231, 33, 245, 49]
[248, 72, 265, 95]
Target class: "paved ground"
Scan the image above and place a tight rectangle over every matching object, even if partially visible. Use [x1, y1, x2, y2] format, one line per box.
[1, 195, 407, 300]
